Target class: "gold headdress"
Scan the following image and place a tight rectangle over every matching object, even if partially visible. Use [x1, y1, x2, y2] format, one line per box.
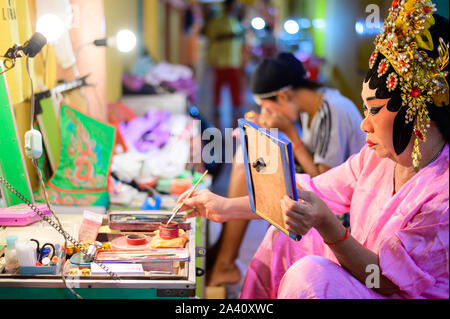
[369, 0, 449, 171]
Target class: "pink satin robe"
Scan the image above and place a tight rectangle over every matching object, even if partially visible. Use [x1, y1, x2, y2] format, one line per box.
[240, 145, 449, 299]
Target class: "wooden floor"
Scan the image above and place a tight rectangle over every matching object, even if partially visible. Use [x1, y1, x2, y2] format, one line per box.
[198, 62, 268, 299]
[205, 286, 226, 299]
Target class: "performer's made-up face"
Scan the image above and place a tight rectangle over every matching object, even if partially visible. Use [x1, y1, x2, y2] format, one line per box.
[361, 81, 400, 161]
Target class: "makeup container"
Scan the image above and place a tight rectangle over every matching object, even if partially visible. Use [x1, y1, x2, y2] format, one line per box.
[126, 234, 148, 246]
[159, 222, 179, 239]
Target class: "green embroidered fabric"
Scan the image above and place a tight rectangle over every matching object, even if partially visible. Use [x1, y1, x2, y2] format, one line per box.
[36, 104, 116, 206]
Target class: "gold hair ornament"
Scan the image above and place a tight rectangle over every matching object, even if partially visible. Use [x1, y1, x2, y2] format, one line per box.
[369, 0, 449, 172]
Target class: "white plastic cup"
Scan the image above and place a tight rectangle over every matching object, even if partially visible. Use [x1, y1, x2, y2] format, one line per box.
[15, 241, 36, 267]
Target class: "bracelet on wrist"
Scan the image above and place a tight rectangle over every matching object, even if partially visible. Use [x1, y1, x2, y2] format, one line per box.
[323, 227, 349, 247]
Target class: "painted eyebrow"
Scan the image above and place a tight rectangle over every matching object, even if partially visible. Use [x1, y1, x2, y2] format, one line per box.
[363, 104, 384, 115]
[365, 105, 384, 110]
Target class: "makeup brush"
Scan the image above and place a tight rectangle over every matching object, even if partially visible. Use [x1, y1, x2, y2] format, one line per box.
[166, 170, 208, 224]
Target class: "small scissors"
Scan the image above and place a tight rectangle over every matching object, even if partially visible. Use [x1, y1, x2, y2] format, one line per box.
[30, 239, 55, 262]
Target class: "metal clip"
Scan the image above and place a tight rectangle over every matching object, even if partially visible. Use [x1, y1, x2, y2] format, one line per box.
[252, 157, 266, 173]
[0, 57, 16, 74]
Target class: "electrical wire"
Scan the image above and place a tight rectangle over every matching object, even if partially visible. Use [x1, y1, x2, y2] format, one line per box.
[74, 42, 91, 60]
[24, 44, 124, 298]
[31, 159, 83, 299]
[91, 82, 107, 121]
[26, 55, 84, 299]
[71, 63, 91, 115]
[42, 45, 49, 89]
[26, 58, 120, 284]
[26, 56, 35, 131]
[26, 55, 119, 298]
[3, 47, 118, 298]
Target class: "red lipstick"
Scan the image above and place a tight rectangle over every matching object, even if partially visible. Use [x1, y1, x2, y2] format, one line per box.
[367, 140, 376, 148]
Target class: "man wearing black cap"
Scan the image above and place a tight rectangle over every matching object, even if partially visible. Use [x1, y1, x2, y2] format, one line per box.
[207, 52, 366, 288]
[250, 52, 365, 175]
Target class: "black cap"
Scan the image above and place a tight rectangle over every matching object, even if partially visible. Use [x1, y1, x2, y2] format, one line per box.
[275, 52, 308, 81]
[250, 52, 312, 95]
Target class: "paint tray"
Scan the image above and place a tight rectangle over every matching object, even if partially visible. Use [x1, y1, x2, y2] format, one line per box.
[107, 210, 191, 231]
[94, 248, 189, 276]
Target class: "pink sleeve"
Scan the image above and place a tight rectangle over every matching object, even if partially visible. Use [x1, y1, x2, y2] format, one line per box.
[295, 146, 367, 215]
[379, 199, 449, 298]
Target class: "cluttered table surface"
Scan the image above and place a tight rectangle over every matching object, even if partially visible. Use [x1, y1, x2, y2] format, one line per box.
[0, 208, 206, 298]
[0, 86, 210, 298]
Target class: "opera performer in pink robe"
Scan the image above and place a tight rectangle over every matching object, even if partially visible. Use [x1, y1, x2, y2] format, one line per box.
[240, 143, 448, 299]
[179, 1, 449, 299]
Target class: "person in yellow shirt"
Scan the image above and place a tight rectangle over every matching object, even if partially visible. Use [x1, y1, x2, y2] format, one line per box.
[205, 0, 245, 128]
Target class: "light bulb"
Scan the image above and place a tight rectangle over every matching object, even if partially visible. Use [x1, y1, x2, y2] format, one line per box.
[36, 14, 65, 43]
[251, 17, 266, 30]
[284, 20, 300, 35]
[115, 30, 136, 53]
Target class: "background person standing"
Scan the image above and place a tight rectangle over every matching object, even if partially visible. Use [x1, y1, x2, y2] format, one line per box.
[205, 0, 245, 129]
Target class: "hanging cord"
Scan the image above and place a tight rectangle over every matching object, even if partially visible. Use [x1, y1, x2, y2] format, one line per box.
[71, 62, 90, 115]
[42, 45, 49, 89]
[0, 177, 122, 297]
[26, 55, 83, 298]
[31, 159, 83, 299]
[24, 56, 119, 299]
[91, 82, 106, 121]
[26, 56, 35, 131]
